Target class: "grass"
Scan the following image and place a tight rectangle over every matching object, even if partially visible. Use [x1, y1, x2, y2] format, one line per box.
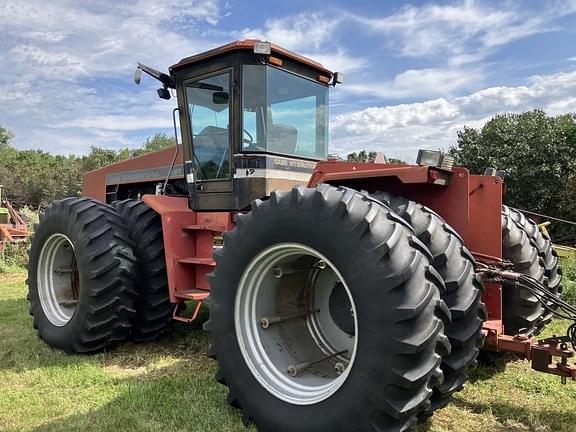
[2, 271, 576, 432]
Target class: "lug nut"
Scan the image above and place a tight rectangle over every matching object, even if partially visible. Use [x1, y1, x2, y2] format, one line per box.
[335, 362, 346, 375]
[273, 266, 283, 279]
[259, 309, 320, 329]
[315, 260, 327, 269]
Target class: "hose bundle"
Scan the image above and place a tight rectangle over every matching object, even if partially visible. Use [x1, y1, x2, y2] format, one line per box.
[502, 274, 576, 350]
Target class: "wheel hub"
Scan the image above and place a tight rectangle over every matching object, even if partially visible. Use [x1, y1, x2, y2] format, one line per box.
[235, 243, 358, 405]
[37, 233, 79, 327]
[329, 282, 355, 336]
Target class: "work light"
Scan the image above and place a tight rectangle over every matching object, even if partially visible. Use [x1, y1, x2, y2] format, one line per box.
[416, 149, 454, 170]
[253, 42, 272, 55]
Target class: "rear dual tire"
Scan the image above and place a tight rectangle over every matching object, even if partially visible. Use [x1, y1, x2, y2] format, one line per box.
[501, 206, 547, 336]
[27, 198, 138, 353]
[206, 185, 450, 432]
[371, 193, 486, 416]
[115, 199, 173, 342]
[503, 205, 562, 335]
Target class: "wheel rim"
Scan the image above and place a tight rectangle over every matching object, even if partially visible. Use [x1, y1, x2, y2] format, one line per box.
[37, 233, 80, 327]
[235, 243, 358, 405]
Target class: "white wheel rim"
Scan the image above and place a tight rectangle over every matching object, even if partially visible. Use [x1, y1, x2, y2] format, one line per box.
[37, 233, 79, 327]
[235, 243, 358, 405]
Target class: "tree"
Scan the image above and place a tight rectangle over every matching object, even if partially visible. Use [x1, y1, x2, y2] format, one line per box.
[0, 129, 178, 208]
[346, 151, 406, 164]
[347, 150, 377, 163]
[0, 125, 13, 149]
[141, 133, 175, 153]
[449, 110, 576, 239]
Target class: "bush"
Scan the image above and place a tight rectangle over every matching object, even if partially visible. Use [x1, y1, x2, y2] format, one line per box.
[561, 256, 576, 305]
[0, 241, 29, 272]
[18, 206, 39, 229]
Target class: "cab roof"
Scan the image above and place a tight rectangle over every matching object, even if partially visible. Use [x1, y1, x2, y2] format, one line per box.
[169, 39, 334, 77]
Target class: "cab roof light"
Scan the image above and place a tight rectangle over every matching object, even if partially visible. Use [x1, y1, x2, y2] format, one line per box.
[254, 41, 272, 55]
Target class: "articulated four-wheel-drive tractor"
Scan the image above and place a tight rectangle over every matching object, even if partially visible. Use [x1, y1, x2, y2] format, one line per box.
[28, 41, 576, 431]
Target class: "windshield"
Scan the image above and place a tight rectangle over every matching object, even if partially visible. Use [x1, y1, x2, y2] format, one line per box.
[242, 65, 328, 160]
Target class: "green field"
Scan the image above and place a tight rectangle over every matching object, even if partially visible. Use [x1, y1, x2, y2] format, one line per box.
[2, 270, 576, 432]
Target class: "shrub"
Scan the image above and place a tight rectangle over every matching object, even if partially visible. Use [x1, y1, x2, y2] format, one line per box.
[0, 240, 29, 270]
[561, 256, 576, 305]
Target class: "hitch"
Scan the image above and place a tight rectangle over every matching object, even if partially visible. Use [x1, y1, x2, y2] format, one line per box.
[532, 336, 576, 384]
[484, 323, 576, 383]
[479, 262, 576, 383]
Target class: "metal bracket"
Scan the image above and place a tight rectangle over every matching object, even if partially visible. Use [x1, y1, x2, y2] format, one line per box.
[172, 301, 204, 323]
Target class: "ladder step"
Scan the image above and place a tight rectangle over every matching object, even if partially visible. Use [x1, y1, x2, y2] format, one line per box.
[182, 224, 226, 232]
[178, 257, 216, 266]
[174, 289, 210, 301]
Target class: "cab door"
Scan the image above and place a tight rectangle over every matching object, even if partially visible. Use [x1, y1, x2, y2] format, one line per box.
[184, 69, 234, 194]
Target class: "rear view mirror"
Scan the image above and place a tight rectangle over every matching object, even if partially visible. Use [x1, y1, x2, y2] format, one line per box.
[213, 91, 229, 104]
[134, 67, 142, 85]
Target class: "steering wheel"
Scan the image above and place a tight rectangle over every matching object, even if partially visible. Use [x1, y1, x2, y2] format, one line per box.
[243, 129, 254, 145]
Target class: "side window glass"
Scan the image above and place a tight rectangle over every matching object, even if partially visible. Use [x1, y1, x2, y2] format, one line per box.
[186, 72, 231, 180]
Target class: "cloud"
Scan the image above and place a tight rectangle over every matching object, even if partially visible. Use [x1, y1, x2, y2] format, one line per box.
[57, 114, 174, 131]
[0, 0, 224, 153]
[0, 0, 574, 159]
[343, 67, 482, 99]
[352, 0, 576, 65]
[330, 70, 576, 160]
[240, 13, 340, 51]
[239, 13, 366, 74]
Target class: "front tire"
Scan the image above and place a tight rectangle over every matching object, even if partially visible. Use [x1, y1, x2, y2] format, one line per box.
[28, 198, 137, 353]
[206, 185, 450, 432]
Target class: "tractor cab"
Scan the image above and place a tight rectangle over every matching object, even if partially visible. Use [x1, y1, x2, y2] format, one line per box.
[136, 40, 342, 211]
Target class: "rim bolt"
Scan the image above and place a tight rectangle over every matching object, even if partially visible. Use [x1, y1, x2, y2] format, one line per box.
[335, 362, 346, 375]
[260, 317, 270, 329]
[273, 266, 283, 279]
[315, 260, 326, 269]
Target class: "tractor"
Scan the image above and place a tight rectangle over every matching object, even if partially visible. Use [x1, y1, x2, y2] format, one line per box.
[27, 40, 576, 432]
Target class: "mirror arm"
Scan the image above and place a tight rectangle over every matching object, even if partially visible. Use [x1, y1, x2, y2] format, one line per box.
[135, 62, 175, 88]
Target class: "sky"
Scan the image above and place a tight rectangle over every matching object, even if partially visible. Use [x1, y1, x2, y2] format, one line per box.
[0, 0, 575, 161]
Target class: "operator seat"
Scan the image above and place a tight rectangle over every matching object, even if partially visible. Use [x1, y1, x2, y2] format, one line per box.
[194, 126, 229, 178]
[267, 124, 298, 155]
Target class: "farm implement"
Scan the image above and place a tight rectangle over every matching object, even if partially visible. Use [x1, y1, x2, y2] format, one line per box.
[0, 185, 29, 252]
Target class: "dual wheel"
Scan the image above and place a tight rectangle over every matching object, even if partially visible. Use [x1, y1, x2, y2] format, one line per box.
[27, 198, 172, 353]
[206, 185, 486, 431]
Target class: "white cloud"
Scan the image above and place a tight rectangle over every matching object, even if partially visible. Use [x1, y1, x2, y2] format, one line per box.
[58, 114, 174, 131]
[343, 67, 482, 99]
[0, 0, 574, 159]
[330, 70, 576, 160]
[0, 0, 223, 153]
[239, 13, 366, 74]
[241, 13, 340, 51]
[352, 0, 575, 65]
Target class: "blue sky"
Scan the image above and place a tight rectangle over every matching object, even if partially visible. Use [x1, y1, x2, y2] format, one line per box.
[0, 0, 575, 161]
